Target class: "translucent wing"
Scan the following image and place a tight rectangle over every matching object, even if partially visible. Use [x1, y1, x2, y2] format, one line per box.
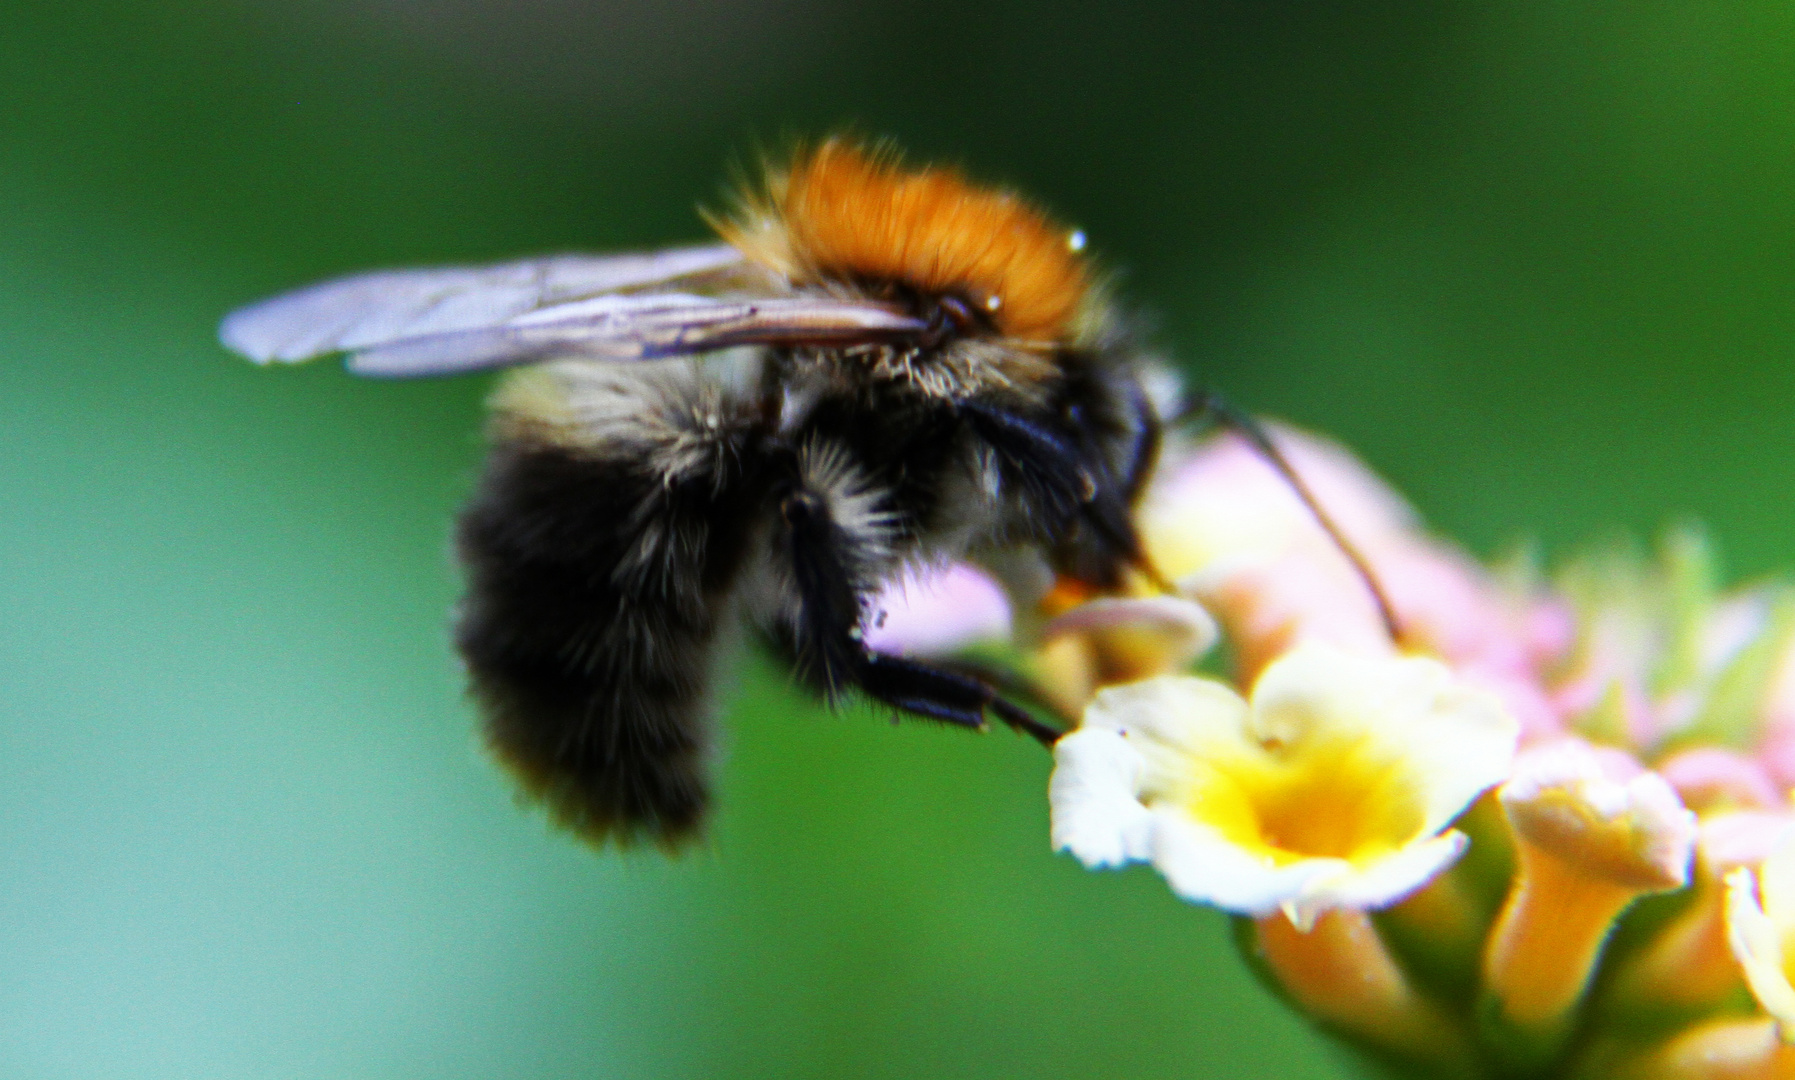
[343, 293, 927, 379]
[220, 243, 750, 365]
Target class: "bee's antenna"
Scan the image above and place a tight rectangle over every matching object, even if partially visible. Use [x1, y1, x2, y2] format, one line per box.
[1177, 389, 1403, 643]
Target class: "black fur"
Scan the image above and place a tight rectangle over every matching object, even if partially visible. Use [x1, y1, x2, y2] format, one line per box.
[457, 331, 1159, 847]
[456, 438, 761, 848]
[776, 485, 867, 698]
[959, 400, 1092, 537]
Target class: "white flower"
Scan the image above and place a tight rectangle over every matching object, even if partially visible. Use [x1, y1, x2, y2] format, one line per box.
[1040, 594, 1219, 670]
[1050, 642, 1519, 929]
[1482, 740, 1697, 1037]
[1499, 740, 1697, 892]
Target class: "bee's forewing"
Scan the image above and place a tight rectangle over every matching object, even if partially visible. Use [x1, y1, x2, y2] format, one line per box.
[345, 294, 927, 379]
[219, 243, 748, 365]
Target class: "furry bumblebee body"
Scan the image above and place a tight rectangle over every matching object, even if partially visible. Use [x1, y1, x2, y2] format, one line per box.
[222, 142, 1167, 847]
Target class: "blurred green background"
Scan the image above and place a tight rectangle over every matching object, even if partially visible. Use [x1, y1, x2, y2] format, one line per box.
[5, 3, 1795, 1077]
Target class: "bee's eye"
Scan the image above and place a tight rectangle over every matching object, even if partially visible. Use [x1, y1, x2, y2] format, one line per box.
[936, 294, 979, 333]
[917, 292, 993, 349]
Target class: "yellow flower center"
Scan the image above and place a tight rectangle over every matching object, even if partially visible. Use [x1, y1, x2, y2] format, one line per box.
[1178, 733, 1429, 867]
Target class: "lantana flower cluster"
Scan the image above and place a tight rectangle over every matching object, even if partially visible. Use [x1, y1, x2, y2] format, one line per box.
[867, 425, 1795, 1080]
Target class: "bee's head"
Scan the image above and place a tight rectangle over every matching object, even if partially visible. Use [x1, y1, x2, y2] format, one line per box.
[711, 139, 1095, 399]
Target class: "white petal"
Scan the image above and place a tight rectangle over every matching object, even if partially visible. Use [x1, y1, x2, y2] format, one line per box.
[1699, 812, 1795, 872]
[1050, 729, 1154, 868]
[1760, 826, 1795, 929]
[1728, 867, 1795, 1028]
[1250, 643, 1518, 835]
[1042, 595, 1219, 668]
[1077, 674, 1249, 764]
[1285, 832, 1470, 930]
[1503, 741, 1697, 890]
[1148, 809, 1338, 916]
[1624, 772, 1702, 888]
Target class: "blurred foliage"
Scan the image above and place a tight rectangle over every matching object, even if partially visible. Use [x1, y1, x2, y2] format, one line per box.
[4, 2, 1795, 1077]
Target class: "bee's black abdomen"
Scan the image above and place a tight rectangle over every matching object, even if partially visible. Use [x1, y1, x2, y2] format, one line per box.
[455, 437, 756, 848]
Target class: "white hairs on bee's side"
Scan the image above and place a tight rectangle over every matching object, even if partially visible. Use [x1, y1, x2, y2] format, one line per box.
[729, 436, 904, 650]
[796, 438, 901, 583]
[485, 355, 762, 618]
[1138, 359, 1185, 424]
[493, 352, 762, 488]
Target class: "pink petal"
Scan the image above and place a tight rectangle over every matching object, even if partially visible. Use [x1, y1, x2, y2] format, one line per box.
[1658, 748, 1783, 812]
[863, 563, 1012, 657]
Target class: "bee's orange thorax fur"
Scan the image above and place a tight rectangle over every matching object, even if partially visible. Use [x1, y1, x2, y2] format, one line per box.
[715, 141, 1089, 343]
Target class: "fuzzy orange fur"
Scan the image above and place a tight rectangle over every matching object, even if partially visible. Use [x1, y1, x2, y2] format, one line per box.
[714, 141, 1089, 343]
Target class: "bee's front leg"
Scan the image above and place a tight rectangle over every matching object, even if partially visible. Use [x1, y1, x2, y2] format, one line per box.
[956, 399, 1092, 530]
[958, 398, 1153, 591]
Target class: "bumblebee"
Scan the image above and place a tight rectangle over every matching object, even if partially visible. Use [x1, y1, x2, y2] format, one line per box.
[221, 141, 1204, 847]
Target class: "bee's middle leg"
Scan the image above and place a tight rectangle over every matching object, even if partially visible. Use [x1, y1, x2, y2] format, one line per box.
[775, 481, 1062, 748]
[859, 652, 1064, 747]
